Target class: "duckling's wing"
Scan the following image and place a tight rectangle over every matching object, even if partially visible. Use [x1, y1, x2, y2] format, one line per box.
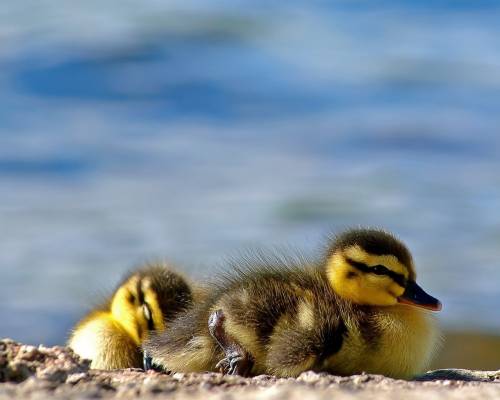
[266, 311, 347, 377]
[266, 325, 319, 376]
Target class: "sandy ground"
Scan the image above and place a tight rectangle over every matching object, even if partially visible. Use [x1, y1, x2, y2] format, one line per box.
[1, 339, 499, 400]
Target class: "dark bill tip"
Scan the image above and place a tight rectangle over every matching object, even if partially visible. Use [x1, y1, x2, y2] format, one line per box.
[397, 281, 442, 311]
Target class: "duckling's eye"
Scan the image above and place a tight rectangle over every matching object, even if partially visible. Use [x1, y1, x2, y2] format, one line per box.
[372, 265, 390, 275]
[128, 293, 136, 304]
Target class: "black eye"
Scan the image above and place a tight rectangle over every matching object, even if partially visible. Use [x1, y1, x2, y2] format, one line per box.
[372, 265, 389, 275]
[128, 293, 136, 304]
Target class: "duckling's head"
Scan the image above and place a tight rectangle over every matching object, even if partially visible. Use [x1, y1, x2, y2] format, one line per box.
[110, 265, 192, 345]
[325, 228, 441, 311]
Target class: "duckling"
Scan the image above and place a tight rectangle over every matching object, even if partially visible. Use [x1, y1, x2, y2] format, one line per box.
[68, 263, 193, 369]
[143, 228, 442, 379]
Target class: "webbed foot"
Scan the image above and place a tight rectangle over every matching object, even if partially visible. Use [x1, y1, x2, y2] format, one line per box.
[208, 309, 254, 377]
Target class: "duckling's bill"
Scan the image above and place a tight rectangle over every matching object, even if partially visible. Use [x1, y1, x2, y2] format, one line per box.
[397, 281, 442, 311]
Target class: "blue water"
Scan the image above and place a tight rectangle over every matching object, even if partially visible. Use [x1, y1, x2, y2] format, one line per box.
[1, 1, 500, 345]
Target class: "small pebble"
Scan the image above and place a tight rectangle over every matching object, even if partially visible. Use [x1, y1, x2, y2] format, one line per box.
[66, 372, 88, 384]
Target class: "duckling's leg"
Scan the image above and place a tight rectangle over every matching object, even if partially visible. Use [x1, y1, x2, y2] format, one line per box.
[208, 309, 254, 376]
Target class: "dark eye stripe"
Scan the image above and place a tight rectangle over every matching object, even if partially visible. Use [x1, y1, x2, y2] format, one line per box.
[136, 279, 145, 304]
[372, 265, 389, 275]
[345, 257, 407, 287]
[345, 258, 371, 273]
[144, 303, 155, 331]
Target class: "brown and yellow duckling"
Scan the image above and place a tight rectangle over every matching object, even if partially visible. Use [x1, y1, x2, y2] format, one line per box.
[143, 228, 442, 379]
[68, 263, 193, 369]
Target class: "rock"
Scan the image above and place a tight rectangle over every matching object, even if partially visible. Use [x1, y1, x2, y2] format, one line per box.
[0, 339, 499, 399]
[0, 339, 89, 384]
[417, 369, 500, 382]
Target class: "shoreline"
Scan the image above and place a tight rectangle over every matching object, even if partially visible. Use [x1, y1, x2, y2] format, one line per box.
[432, 331, 500, 371]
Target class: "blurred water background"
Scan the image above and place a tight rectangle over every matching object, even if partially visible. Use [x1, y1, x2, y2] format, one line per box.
[1, 1, 500, 366]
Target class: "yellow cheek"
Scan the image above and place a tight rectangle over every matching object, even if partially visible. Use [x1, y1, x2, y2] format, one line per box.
[389, 282, 405, 297]
[111, 285, 142, 345]
[363, 288, 398, 306]
[327, 262, 367, 304]
[363, 275, 401, 305]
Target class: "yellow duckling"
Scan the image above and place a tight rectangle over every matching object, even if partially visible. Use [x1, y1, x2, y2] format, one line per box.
[143, 228, 442, 379]
[68, 263, 193, 369]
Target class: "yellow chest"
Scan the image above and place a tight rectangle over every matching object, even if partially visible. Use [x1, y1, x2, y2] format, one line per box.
[68, 312, 142, 369]
[324, 305, 441, 379]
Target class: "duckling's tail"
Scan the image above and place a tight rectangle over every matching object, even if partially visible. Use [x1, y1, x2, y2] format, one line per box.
[143, 303, 221, 373]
